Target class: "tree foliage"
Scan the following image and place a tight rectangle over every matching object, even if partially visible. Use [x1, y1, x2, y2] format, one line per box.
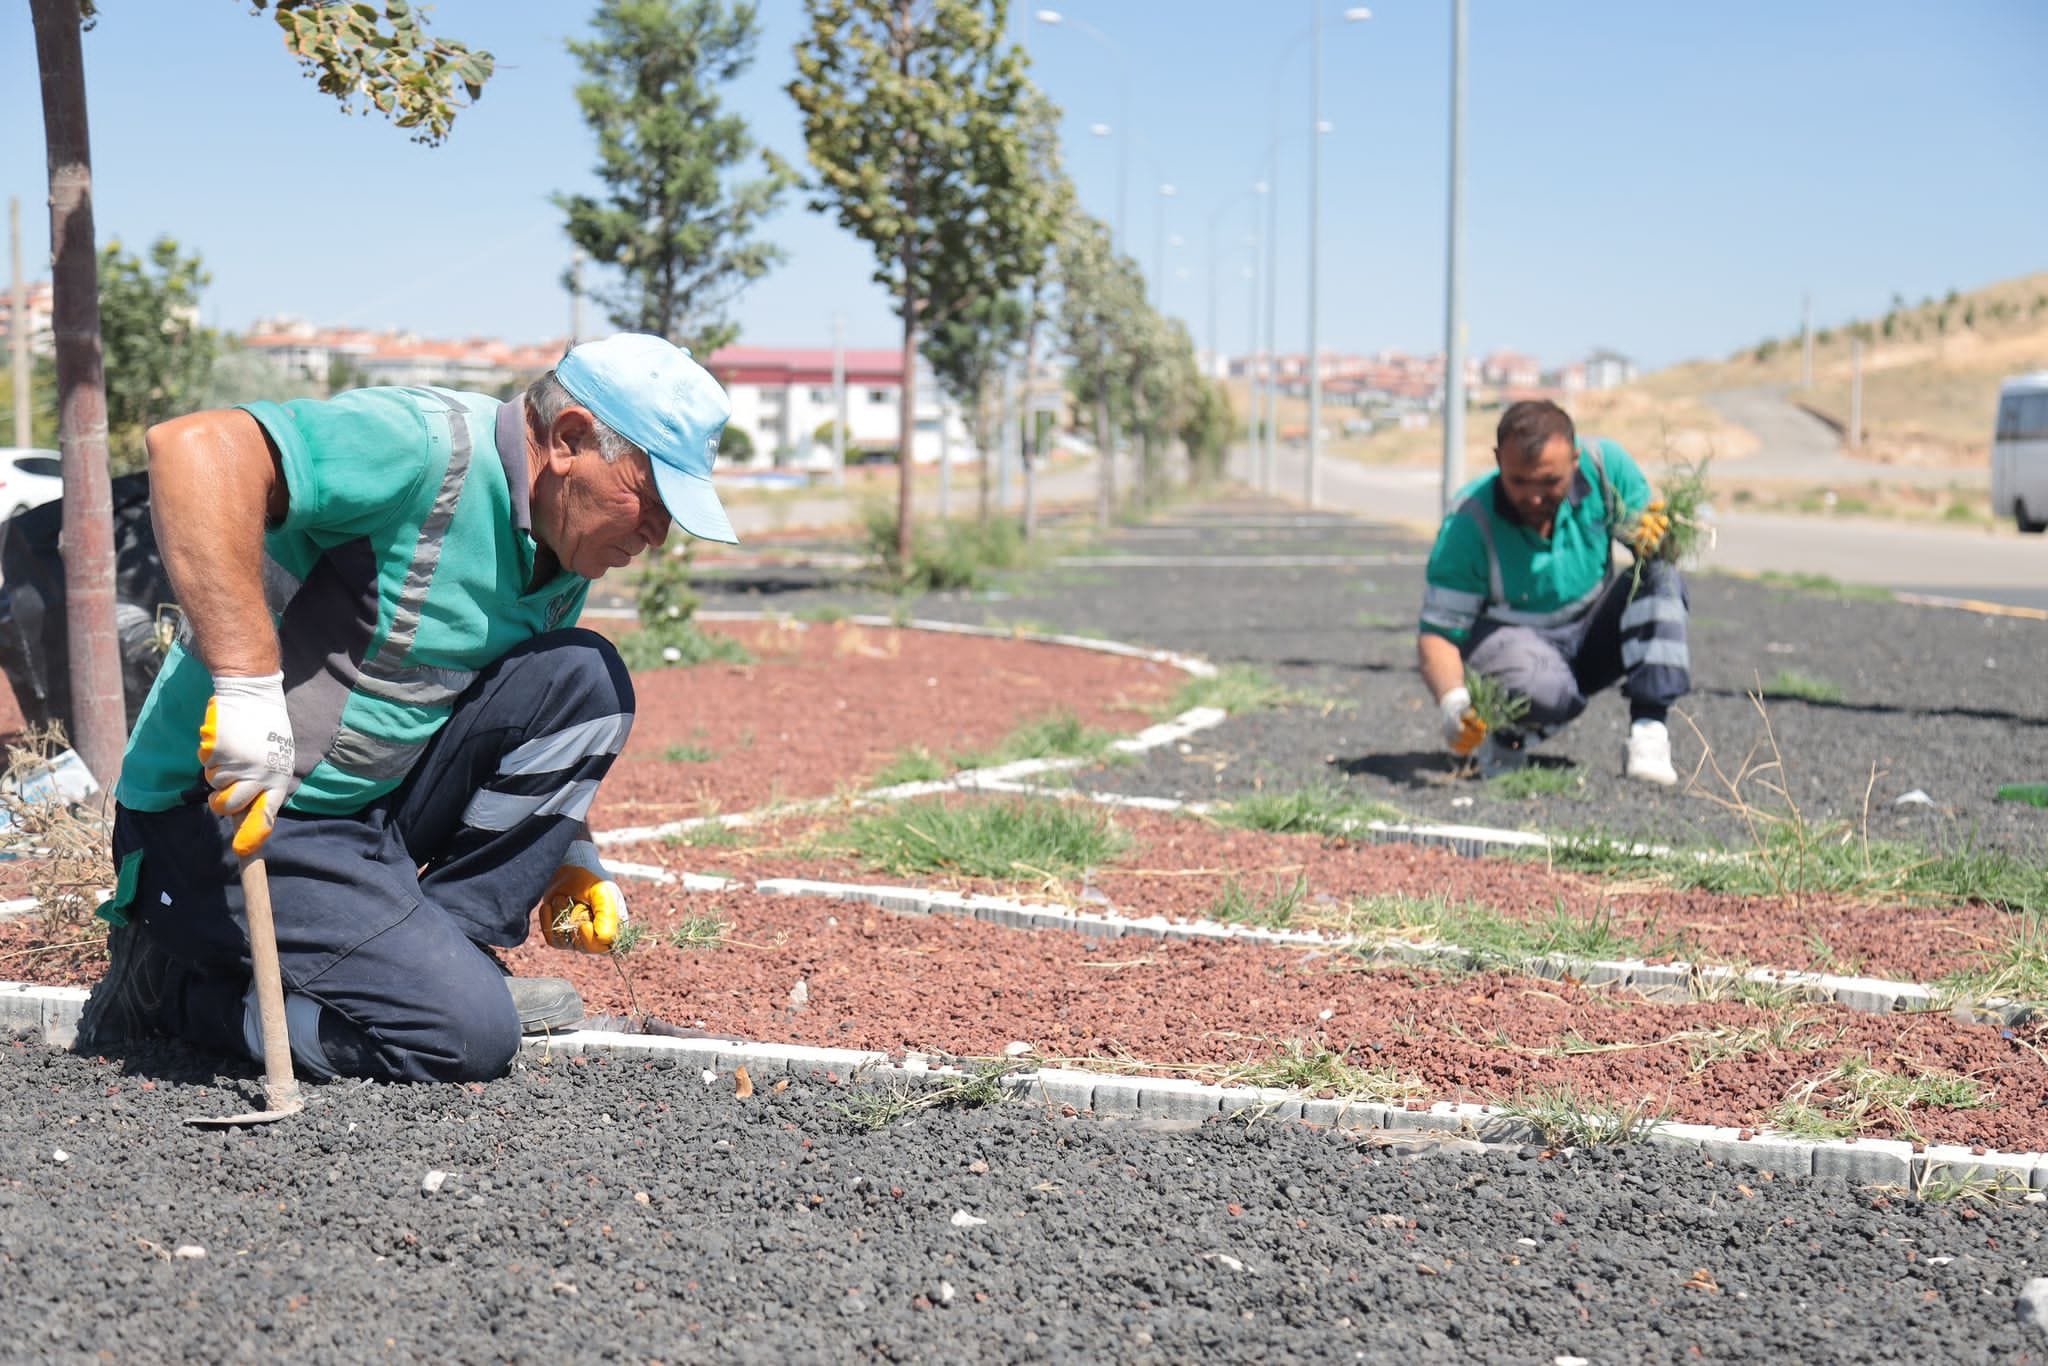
[96, 236, 218, 473]
[556, 0, 795, 354]
[1053, 207, 1215, 514]
[789, 0, 1060, 560]
[253, 0, 494, 145]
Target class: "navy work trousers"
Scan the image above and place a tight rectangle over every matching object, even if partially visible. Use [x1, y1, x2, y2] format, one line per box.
[112, 628, 634, 1083]
[1463, 561, 1691, 732]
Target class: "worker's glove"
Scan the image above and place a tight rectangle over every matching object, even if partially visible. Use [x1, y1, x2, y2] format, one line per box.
[539, 842, 629, 954]
[1626, 498, 1671, 559]
[1438, 686, 1487, 757]
[198, 672, 295, 858]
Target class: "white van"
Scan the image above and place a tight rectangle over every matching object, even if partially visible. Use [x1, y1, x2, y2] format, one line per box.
[1992, 372, 2048, 534]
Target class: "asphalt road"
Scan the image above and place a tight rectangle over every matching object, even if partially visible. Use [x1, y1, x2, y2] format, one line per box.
[1255, 442, 2048, 614]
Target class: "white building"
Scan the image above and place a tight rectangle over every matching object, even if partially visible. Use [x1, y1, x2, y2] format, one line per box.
[705, 346, 979, 469]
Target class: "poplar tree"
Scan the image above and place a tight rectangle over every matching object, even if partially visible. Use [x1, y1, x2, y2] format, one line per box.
[790, 0, 1058, 565]
[557, 0, 795, 354]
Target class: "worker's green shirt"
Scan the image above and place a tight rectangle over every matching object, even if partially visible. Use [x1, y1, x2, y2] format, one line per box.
[1418, 438, 1652, 644]
[117, 386, 590, 816]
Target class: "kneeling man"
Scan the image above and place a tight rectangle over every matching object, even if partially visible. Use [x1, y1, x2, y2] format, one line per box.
[1417, 399, 1689, 785]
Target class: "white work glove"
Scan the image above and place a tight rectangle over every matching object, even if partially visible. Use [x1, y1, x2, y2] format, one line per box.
[198, 672, 295, 857]
[1438, 686, 1487, 757]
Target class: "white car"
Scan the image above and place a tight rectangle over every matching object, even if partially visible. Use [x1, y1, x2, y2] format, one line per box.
[0, 448, 64, 520]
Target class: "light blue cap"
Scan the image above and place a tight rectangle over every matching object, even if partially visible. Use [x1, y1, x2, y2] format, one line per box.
[555, 333, 738, 544]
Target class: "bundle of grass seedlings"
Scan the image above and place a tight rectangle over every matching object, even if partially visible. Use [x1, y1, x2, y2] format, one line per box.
[1463, 667, 1530, 739]
[1632, 456, 1712, 593]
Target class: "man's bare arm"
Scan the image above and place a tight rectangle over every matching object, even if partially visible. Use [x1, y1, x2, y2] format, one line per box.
[1416, 632, 1466, 703]
[145, 409, 289, 678]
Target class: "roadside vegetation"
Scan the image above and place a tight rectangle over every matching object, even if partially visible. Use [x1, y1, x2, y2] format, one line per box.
[838, 797, 1128, 880]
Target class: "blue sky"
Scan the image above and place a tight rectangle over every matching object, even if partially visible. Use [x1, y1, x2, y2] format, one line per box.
[3, 1, 2042, 371]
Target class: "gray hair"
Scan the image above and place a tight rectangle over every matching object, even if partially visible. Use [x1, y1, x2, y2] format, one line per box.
[525, 370, 638, 463]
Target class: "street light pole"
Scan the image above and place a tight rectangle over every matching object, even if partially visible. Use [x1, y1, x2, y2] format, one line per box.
[1440, 0, 1468, 512]
[1305, 1, 1324, 509]
[1303, 5, 1370, 509]
[1035, 10, 1130, 255]
[1153, 182, 1176, 307]
[1262, 152, 1280, 494]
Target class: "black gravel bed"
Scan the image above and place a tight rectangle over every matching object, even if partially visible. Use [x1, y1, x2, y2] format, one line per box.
[689, 497, 2048, 858]
[11, 1035, 2047, 1364]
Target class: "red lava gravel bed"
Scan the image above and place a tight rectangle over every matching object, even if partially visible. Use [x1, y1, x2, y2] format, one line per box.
[6, 625, 2047, 1150]
[584, 618, 1177, 826]
[488, 888, 2048, 1152]
[608, 801, 2024, 991]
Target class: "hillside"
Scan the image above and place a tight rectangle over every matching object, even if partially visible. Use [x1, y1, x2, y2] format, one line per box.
[1638, 270, 2048, 467]
[1323, 271, 2048, 487]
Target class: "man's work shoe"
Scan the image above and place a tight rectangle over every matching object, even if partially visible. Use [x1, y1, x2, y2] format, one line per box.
[75, 920, 180, 1049]
[1475, 733, 1530, 780]
[1625, 719, 1679, 787]
[509, 976, 586, 1035]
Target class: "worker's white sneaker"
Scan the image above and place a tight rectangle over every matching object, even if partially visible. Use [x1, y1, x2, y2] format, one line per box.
[1475, 733, 1530, 779]
[1624, 719, 1678, 787]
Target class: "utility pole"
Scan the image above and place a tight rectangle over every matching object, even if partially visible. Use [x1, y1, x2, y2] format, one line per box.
[1304, 0, 1324, 509]
[9, 198, 29, 448]
[1439, 0, 1469, 513]
[1245, 250, 1261, 470]
[1801, 292, 1813, 390]
[1849, 336, 1863, 450]
[1253, 157, 1269, 493]
[831, 313, 847, 488]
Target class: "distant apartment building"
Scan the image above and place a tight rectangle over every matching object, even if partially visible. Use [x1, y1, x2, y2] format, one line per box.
[240, 317, 564, 392]
[0, 279, 54, 358]
[705, 346, 978, 469]
[1481, 349, 1542, 389]
[1582, 349, 1637, 391]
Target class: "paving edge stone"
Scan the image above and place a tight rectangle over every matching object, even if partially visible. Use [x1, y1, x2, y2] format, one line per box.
[9, 992, 2048, 1195]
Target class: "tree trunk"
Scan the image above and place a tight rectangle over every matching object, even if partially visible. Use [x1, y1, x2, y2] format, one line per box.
[896, 307, 917, 570]
[1093, 385, 1113, 529]
[975, 378, 993, 524]
[31, 0, 124, 791]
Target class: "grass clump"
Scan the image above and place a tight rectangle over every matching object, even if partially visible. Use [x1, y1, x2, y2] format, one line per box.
[1754, 570, 1895, 603]
[830, 1060, 1025, 1131]
[662, 821, 745, 850]
[1772, 1055, 1985, 1143]
[1486, 765, 1585, 800]
[1340, 892, 1694, 972]
[1212, 786, 1401, 837]
[1541, 826, 2048, 913]
[862, 503, 1034, 591]
[1223, 1039, 1427, 1102]
[1494, 1084, 1664, 1146]
[871, 745, 950, 788]
[1161, 664, 1312, 718]
[1205, 874, 1309, 929]
[1936, 910, 2048, 1009]
[840, 797, 1128, 880]
[954, 710, 1122, 771]
[619, 542, 754, 671]
[1758, 670, 1844, 705]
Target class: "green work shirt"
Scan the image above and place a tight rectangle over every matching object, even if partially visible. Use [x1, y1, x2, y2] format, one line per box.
[1418, 438, 1651, 644]
[117, 386, 590, 816]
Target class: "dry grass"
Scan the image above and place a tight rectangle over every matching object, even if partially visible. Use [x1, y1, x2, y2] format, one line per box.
[1, 725, 115, 939]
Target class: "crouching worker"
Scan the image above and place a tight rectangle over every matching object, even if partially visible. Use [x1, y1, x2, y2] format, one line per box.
[1417, 399, 1689, 786]
[77, 334, 738, 1082]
